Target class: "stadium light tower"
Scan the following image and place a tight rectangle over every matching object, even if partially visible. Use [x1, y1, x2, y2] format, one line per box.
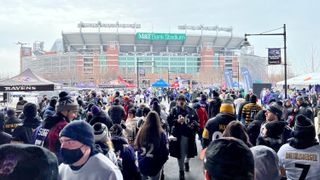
[242, 24, 287, 98]
[16, 41, 28, 73]
[178, 24, 233, 34]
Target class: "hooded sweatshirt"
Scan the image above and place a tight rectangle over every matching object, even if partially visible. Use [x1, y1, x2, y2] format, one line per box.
[251, 145, 281, 180]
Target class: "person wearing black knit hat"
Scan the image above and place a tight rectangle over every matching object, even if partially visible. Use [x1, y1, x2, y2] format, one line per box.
[3, 108, 21, 135]
[294, 95, 314, 123]
[242, 94, 262, 126]
[59, 120, 122, 180]
[277, 115, 320, 180]
[204, 137, 254, 180]
[88, 105, 113, 130]
[208, 90, 222, 119]
[256, 120, 286, 152]
[34, 91, 78, 163]
[12, 102, 42, 144]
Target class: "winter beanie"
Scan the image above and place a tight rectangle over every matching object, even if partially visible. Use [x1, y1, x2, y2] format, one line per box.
[0, 144, 58, 180]
[91, 105, 101, 116]
[220, 100, 235, 114]
[93, 122, 109, 143]
[60, 121, 94, 147]
[296, 96, 304, 102]
[176, 94, 186, 101]
[266, 103, 283, 120]
[293, 115, 316, 140]
[212, 90, 219, 97]
[23, 103, 37, 118]
[205, 137, 254, 180]
[56, 91, 78, 112]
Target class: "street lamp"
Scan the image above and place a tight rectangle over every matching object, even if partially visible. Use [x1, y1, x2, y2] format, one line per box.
[241, 24, 287, 98]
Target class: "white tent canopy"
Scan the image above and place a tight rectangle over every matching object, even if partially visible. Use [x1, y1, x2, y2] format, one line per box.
[276, 72, 320, 86]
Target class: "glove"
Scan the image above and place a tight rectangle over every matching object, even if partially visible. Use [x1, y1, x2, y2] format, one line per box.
[120, 123, 127, 130]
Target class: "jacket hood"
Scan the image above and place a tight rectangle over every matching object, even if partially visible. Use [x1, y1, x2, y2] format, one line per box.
[43, 112, 68, 129]
[23, 116, 42, 128]
[251, 145, 281, 180]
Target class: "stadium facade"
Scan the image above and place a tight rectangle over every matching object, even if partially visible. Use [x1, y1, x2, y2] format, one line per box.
[21, 22, 267, 87]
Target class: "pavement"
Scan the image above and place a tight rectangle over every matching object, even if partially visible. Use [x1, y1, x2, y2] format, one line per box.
[163, 138, 205, 180]
[160, 100, 205, 180]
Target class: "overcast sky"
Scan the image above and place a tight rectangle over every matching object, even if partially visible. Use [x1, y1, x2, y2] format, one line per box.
[0, 0, 319, 77]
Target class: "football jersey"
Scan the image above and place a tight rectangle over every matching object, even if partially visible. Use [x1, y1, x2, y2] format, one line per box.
[277, 143, 320, 180]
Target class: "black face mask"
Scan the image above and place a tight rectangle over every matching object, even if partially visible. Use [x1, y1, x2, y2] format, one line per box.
[61, 147, 84, 164]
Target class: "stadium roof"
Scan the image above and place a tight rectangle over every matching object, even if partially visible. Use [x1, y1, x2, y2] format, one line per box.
[62, 31, 244, 54]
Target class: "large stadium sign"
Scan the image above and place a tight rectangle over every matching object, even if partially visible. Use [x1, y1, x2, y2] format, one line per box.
[136, 33, 186, 41]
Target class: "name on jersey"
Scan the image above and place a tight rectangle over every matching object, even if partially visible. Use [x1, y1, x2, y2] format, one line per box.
[37, 128, 49, 137]
[285, 152, 318, 162]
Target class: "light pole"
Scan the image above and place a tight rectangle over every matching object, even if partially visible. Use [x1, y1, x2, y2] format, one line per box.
[242, 24, 287, 98]
[238, 60, 240, 89]
[136, 58, 155, 90]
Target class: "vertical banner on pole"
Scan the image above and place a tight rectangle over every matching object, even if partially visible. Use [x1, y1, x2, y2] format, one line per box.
[268, 48, 281, 65]
[224, 69, 233, 88]
[241, 67, 253, 93]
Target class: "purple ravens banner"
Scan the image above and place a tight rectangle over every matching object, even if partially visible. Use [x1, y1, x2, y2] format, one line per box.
[268, 48, 281, 65]
[224, 69, 233, 88]
[241, 67, 253, 92]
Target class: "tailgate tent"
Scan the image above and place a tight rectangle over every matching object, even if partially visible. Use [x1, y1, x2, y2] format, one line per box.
[276, 72, 320, 86]
[0, 69, 55, 91]
[152, 79, 170, 87]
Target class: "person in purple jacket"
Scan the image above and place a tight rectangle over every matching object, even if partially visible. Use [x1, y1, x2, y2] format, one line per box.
[135, 111, 169, 180]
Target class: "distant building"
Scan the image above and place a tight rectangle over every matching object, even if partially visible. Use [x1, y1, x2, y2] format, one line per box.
[21, 22, 267, 87]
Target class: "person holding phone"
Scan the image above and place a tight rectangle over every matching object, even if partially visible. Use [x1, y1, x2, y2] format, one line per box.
[167, 94, 199, 180]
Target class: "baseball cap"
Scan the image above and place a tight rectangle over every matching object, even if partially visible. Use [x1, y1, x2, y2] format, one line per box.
[266, 103, 283, 120]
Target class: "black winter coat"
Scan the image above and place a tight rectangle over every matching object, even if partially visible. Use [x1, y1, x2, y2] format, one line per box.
[202, 113, 236, 147]
[89, 111, 113, 129]
[167, 106, 199, 159]
[296, 103, 314, 122]
[247, 119, 264, 145]
[108, 105, 126, 124]
[256, 136, 283, 152]
[12, 116, 42, 144]
[208, 97, 222, 118]
[0, 131, 12, 145]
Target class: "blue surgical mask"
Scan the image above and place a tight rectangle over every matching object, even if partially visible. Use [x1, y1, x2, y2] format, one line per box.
[60, 147, 84, 164]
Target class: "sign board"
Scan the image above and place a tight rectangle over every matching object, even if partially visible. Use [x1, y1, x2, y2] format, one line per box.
[136, 33, 186, 41]
[139, 68, 145, 77]
[268, 48, 281, 64]
[253, 83, 272, 98]
[0, 85, 54, 92]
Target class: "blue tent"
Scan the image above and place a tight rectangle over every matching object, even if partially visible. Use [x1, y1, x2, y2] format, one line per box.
[152, 79, 170, 87]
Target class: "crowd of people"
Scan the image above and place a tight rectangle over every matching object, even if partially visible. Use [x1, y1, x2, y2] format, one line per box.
[0, 87, 319, 180]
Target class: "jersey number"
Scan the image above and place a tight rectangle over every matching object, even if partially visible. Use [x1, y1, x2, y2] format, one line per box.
[212, 131, 223, 141]
[141, 144, 154, 158]
[295, 163, 310, 180]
